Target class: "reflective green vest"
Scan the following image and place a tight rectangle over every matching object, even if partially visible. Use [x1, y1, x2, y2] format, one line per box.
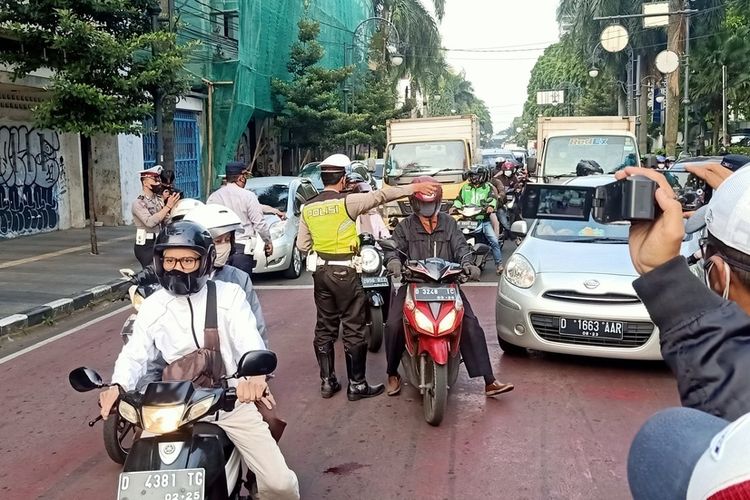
[302, 194, 359, 256]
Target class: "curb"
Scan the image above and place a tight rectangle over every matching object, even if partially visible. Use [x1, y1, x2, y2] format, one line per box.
[0, 278, 130, 337]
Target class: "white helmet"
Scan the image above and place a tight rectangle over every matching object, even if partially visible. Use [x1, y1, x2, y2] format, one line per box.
[184, 203, 242, 239]
[171, 199, 204, 220]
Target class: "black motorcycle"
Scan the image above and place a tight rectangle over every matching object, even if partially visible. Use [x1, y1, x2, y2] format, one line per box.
[358, 233, 391, 352]
[69, 350, 278, 500]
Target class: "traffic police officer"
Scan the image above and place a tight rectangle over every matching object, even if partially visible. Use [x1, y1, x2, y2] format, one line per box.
[297, 154, 438, 400]
[132, 165, 180, 267]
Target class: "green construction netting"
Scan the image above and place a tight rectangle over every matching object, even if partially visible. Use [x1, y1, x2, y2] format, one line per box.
[178, 0, 373, 188]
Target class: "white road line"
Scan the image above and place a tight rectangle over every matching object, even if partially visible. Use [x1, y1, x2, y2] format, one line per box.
[0, 305, 130, 366]
[0, 235, 131, 270]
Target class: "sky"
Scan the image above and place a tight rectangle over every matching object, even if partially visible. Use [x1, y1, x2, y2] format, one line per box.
[434, 0, 561, 134]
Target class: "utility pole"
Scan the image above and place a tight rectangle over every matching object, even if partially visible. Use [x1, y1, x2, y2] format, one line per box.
[682, 0, 691, 156]
[722, 65, 728, 147]
[160, 0, 176, 172]
[150, 2, 164, 166]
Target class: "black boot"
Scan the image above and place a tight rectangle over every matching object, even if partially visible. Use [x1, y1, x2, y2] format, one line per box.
[345, 342, 385, 401]
[316, 344, 341, 399]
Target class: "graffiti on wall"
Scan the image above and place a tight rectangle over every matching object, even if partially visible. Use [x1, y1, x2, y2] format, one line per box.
[0, 125, 65, 238]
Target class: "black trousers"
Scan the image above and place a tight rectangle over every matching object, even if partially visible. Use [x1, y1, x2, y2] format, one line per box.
[229, 243, 256, 276]
[134, 240, 155, 269]
[312, 264, 367, 351]
[384, 286, 494, 379]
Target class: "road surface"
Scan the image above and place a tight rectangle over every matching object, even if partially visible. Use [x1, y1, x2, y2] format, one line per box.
[0, 287, 678, 499]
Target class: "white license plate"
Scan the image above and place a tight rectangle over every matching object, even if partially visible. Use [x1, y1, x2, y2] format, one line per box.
[118, 468, 205, 500]
[458, 220, 478, 230]
[362, 276, 389, 288]
[559, 318, 624, 340]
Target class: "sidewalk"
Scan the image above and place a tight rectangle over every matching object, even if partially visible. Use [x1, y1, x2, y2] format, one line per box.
[0, 226, 138, 334]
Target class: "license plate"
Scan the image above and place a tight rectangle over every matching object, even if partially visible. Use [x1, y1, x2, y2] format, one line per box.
[559, 318, 624, 340]
[118, 468, 205, 500]
[362, 276, 389, 288]
[414, 286, 457, 302]
[458, 220, 478, 230]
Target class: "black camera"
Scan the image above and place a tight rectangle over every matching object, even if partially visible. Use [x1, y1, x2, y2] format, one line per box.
[521, 176, 658, 224]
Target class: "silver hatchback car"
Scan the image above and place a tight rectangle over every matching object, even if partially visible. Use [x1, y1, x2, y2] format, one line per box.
[496, 175, 697, 361]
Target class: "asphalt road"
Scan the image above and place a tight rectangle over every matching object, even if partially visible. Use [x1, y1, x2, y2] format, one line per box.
[0, 286, 678, 500]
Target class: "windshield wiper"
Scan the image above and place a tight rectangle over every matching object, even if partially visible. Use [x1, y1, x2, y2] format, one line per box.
[559, 237, 627, 243]
[545, 172, 577, 179]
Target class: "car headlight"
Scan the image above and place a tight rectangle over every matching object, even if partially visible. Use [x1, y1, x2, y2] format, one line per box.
[360, 247, 382, 273]
[437, 310, 457, 334]
[183, 396, 215, 423]
[118, 400, 139, 425]
[269, 220, 287, 240]
[413, 309, 434, 334]
[141, 405, 185, 434]
[504, 254, 535, 289]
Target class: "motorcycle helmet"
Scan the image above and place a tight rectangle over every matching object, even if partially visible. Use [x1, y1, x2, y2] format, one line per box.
[409, 176, 443, 217]
[465, 165, 489, 185]
[171, 198, 205, 221]
[183, 203, 242, 239]
[153, 221, 216, 295]
[343, 172, 366, 193]
[502, 160, 516, 177]
[576, 160, 604, 176]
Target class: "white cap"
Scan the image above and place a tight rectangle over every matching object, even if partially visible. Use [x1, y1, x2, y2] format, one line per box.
[184, 203, 242, 239]
[686, 166, 750, 255]
[171, 199, 204, 220]
[139, 165, 163, 177]
[320, 154, 351, 171]
[687, 412, 750, 499]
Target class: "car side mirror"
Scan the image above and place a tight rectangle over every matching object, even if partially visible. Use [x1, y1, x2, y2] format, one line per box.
[510, 220, 528, 236]
[293, 194, 305, 217]
[473, 243, 490, 255]
[69, 367, 105, 392]
[526, 157, 537, 174]
[234, 350, 278, 378]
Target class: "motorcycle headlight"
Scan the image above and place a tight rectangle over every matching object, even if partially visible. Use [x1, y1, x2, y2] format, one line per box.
[132, 293, 144, 311]
[437, 310, 458, 334]
[413, 309, 434, 334]
[504, 254, 535, 289]
[360, 247, 381, 273]
[270, 220, 287, 240]
[183, 396, 215, 424]
[118, 400, 139, 425]
[141, 405, 185, 435]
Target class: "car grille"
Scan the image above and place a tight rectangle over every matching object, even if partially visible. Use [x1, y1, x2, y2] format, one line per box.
[529, 314, 654, 348]
[398, 200, 453, 216]
[543, 290, 641, 304]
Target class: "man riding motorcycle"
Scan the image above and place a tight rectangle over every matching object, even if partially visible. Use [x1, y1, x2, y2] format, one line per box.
[99, 221, 299, 499]
[454, 165, 505, 274]
[383, 177, 514, 398]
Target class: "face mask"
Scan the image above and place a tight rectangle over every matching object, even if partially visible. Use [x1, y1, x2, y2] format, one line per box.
[214, 242, 231, 268]
[150, 182, 164, 194]
[418, 202, 438, 217]
[706, 259, 731, 300]
[504, 171, 513, 177]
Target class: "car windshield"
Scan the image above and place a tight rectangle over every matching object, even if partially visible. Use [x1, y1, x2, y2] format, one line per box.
[248, 184, 289, 212]
[544, 135, 638, 176]
[386, 140, 466, 177]
[532, 218, 630, 243]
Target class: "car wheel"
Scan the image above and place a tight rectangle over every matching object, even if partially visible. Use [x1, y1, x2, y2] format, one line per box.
[497, 335, 527, 356]
[284, 243, 302, 279]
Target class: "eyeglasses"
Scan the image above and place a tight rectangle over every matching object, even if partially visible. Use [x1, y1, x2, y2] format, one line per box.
[162, 256, 200, 271]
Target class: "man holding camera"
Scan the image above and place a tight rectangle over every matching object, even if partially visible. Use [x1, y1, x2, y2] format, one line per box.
[614, 164, 750, 499]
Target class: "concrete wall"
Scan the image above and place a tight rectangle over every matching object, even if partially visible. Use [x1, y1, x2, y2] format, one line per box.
[0, 78, 85, 238]
[90, 133, 145, 226]
[118, 134, 145, 225]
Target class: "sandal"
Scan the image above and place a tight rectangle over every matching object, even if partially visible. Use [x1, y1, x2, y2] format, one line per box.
[387, 375, 402, 396]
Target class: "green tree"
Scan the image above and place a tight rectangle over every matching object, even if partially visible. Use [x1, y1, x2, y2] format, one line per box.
[0, 0, 190, 253]
[272, 18, 365, 158]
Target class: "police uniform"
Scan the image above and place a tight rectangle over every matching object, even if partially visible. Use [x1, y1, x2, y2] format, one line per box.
[296, 154, 416, 400]
[132, 165, 170, 268]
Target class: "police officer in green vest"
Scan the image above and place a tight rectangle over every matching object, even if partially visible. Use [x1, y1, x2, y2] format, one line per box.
[297, 154, 439, 401]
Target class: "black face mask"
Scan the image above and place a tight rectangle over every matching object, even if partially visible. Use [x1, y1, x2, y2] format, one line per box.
[150, 183, 165, 195]
[417, 201, 438, 217]
[158, 269, 207, 296]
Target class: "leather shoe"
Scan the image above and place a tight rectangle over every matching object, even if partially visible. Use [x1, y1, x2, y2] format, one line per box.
[485, 380, 514, 397]
[387, 375, 401, 396]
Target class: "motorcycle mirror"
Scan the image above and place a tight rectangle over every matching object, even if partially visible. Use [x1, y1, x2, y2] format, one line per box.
[69, 367, 105, 392]
[119, 268, 136, 279]
[234, 350, 278, 378]
[473, 243, 491, 256]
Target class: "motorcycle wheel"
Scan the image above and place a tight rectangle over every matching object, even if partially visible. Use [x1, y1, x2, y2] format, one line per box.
[367, 307, 384, 353]
[103, 414, 137, 465]
[423, 358, 448, 426]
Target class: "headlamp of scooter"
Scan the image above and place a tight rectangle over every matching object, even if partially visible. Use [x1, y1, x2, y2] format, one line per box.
[413, 309, 435, 334]
[183, 396, 216, 424]
[118, 400, 140, 425]
[437, 310, 459, 334]
[141, 404, 185, 434]
[360, 246, 382, 273]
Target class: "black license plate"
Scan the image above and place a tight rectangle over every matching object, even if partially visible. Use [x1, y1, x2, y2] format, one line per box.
[559, 318, 624, 340]
[458, 220, 478, 230]
[118, 468, 205, 500]
[362, 276, 389, 288]
[414, 286, 457, 302]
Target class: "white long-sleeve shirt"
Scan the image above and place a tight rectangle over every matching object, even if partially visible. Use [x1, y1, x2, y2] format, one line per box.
[207, 183, 271, 243]
[111, 281, 265, 391]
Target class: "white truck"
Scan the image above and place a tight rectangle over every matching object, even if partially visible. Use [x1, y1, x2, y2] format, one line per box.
[530, 116, 640, 181]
